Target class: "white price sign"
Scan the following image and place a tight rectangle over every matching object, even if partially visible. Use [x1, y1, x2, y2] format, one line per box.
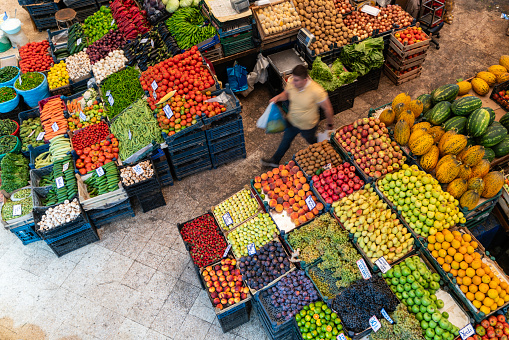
[459, 324, 475, 340]
[153, 91, 157, 100]
[222, 244, 232, 258]
[79, 111, 87, 121]
[36, 131, 45, 140]
[381, 308, 393, 324]
[106, 90, 111, 96]
[361, 4, 380, 16]
[163, 105, 173, 119]
[337, 334, 347, 340]
[305, 195, 316, 211]
[55, 176, 64, 188]
[128, 129, 132, 140]
[77, 38, 82, 45]
[247, 243, 256, 255]
[369, 316, 381, 332]
[323, 163, 332, 170]
[375, 256, 391, 273]
[19, 76, 22, 85]
[133, 164, 144, 176]
[96, 166, 105, 177]
[62, 162, 69, 172]
[151, 39, 154, 48]
[151, 80, 158, 91]
[27, 129, 36, 138]
[222, 212, 233, 226]
[108, 94, 114, 106]
[51, 122, 59, 132]
[12, 204, 22, 216]
[111, 19, 115, 26]
[356, 258, 372, 279]
[140, 38, 148, 44]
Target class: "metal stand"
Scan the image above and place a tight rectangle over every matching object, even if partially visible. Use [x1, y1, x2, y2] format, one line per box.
[417, 0, 445, 50]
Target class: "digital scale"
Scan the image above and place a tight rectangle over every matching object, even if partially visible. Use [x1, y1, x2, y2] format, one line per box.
[297, 28, 315, 48]
[230, 0, 250, 13]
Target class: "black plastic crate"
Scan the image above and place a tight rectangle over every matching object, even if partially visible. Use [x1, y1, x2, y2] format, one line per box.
[211, 144, 246, 168]
[120, 159, 161, 197]
[136, 188, 166, 213]
[75, 5, 99, 21]
[354, 67, 382, 96]
[201, 86, 242, 126]
[33, 204, 89, 240]
[25, 2, 59, 16]
[490, 79, 509, 112]
[154, 158, 173, 186]
[33, 16, 58, 31]
[46, 223, 99, 257]
[88, 199, 134, 228]
[70, 72, 93, 94]
[254, 288, 297, 336]
[208, 132, 245, 154]
[295, 40, 337, 68]
[18, 0, 53, 5]
[169, 141, 208, 167]
[205, 115, 244, 142]
[173, 156, 212, 180]
[64, 0, 96, 8]
[329, 81, 356, 115]
[221, 31, 255, 57]
[217, 299, 252, 333]
[254, 301, 297, 340]
[162, 120, 205, 146]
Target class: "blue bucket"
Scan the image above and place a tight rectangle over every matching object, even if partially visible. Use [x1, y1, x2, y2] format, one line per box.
[0, 87, 20, 113]
[0, 66, 21, 87]
[14, 72, 50, 108]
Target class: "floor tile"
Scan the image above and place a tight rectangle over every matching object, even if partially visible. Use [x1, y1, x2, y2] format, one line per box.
[232, 310, 268, 340]
[67, 296, 103, 335]
[126, 295, 166, 328]
[157, 249, 190, 279]
[179, 258, 203, 288]
[170, 232, 188, 254]
[150, 299, 188, 339]
[114, 232, 148, 260]
[136, 240, 170, 270]
[121, 261, 156, 290]
[150, 223, 179, 248]
[113, 318, 149, 339]
[206, 325, 238, 340]
[168, 279, 202, 310]
[39, 257, 76, 287]
[97, 228, 128, 252]
[98, 281, 141, 316]
[145, 329, 171, 340]
[141, 271, 178, 301]
[88, 307, 126, 339]
[175, 314, 212, 340]
[93, 252, 134, 285]
[189, 290, 217, 324]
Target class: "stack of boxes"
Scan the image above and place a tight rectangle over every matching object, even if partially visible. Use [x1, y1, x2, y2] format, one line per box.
[63, 0, 99, 22]
[20, 0, 59, 31]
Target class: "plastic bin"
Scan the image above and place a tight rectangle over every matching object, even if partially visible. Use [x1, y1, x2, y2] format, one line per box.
[135, 188, 166, 213]
[172, 149, 212, 180]
[470, 213, 501, 248]
[0, 88, 20, 113]
[0, 66, 20, 87]
[168, 135, 208, 165]
[328, 81, 356, 115]
[205, 115, 244, 142]
[210, 144, 246, 168]
[221, 31, 255, 57]
[216, 299, 252, 333]
[354, 67, 382, 96]
[10, 223, 41, 245]
[32, 16, 58, 31]
[88, 199, 134, 228]
[25, 2, 59, 16]
[120, 159, 161, 197]
[14, 72, 50, 108]
[45, 223, 99, 257]
[200, 85, 242, 126]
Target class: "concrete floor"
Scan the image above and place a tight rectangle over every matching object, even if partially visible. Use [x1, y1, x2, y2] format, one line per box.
[1, 0, 509, 339]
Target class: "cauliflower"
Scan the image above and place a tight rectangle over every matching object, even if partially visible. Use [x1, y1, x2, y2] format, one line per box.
[166, 0, 179, 12]
[180, 0, 193, 7]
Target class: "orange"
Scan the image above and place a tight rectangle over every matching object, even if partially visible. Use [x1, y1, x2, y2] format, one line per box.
[451, 240, 461, 249]
[427, 243, 435, 252]
[472, 300, 482, 309]
[470, 241, 478, 249]
[428, 235, 436, 244]
[464, 254, 474, 264]
[489, 280, 499, 289]
[475, 291, 485, 301]
[434, 243, 442, 251]
[452, 230, 462, 238]
[487, 289, 498, 299]
[438, 249, 447, 258]
[501, 282, 508, 290]
[483, 297, 494, 307]
[458, 269, 466, 277]
[457, 277, 463, 285]
[447, 248, 457, 256]
[469, 285, 479, 293]
[496, 286, 502, 293]
[500, 290, 507, 298]
[459, 246, 467, 255]
[480, 306, 491, 315]
[466, 268, 476, 278]
[445, 255, 453, 264]
[460, 285, 469, 294]
[505, 295, 509, 303]
[477, 268, 486, 277]
[432, 250, 439, 258]
[454, 253, 464, 262]
[466, 292, 475, 302]
[450, 268, 458, 277]
[442, 241, 451, 250]
[479, 283, 489, 294]
[435, 232, 445, 243]
[451, 261, 460, 270]
[437, 257, 445, 265]
[496, 299, 504, 308]
[466, 246, 475, 254]
[463, 277, 472, 286]
[471, 259, 482, 270]
[473, 253, 481, 260]
[472, 276, 482, 285]
[462, 233, 471, 242]
[442, 263, 451, 273]
[460, 261, 469, 270]
[445, 233, 454, 242]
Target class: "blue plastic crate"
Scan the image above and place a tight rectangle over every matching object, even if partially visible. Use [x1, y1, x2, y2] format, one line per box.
[172, 148, 210, 170]
[253, 289, 296, 336]
[33, 16, 58, 31]
[169, 138, 208, 165]
[216, 299, 252, 333]
[29, 143, 51, 170]
[201, 85, 241, 126]
[211, 144, 246, 168]
[10, 223, 41, 245]
[25, 2, 59, 16]
[88, 199, 134, 228]
[255, 301, 297, 340]
[18, 0, 53, 5]
[46, 223, 99, 257]
[197, 35, 220, 52]
[205, 116, 244, 142]
[208, 132, 245, 154]
[470, 213, 501, 248]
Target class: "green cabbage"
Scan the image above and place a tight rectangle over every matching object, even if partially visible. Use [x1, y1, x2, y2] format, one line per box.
[166, 0, 179, 13]
[310, 57, 358, 92]
[340, 37, 384, 76]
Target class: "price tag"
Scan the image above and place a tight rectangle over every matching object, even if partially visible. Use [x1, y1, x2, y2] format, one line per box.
[323, 163, 332, 170]
[375, 256, 391, 273]
[380, 308, 393, 324]
[128, 129, 132, 140]
[222, 244, 232, 258]
[153, 91, 157, 100]
[151, 39, 154, 48]
[108, 94, 114, 106]
[27, 129, 36, 138]
[163, 105, 173, 119]
[51, 122, 59, 132]
[55, 176, 64, 189]
[305, 195, 316, 211]
[36, 131, 45, 140]
[133, 164, 144, 176]
[361, 4, 380, 16]
[79, 111, 87, 121]
[62, 162, 69, 172]
[337, 334, 347, 340]
[459, 324, 475, 340]
[369, 316, 381, 332]
[111, 19, 115, 26]
[151, 80, 158, 91]
[356, 258, 372, 279]
[247, 243, 257, 255]
[222, 212, 233, 226]
[106, 90, 111, 96]
[77, 38, 82, 45]
[12, 204, 22, 216]
[96, 166, 105, 177]
[19, 76, 22, 85]
[140, 38, 148, 44]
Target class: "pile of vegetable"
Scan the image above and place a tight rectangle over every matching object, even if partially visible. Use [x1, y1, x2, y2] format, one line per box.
[100, 66, 144, 118]
[310, 57, 358, 91]
[166, 8, 216, 50]
[67, 23, 87, 55]
[110, 98, 163, 160]
[156, 22, 182, 56]
[36, 199, 81, 231]
[83, 6, 117, 44]
[52, 45, 70, 61]
[20, 117, 45, 152]
[40, 97, 66, 140]
[0, 87, 16, 103]
[83, 161, 120, 196]
[66, 95, 106, 131]
[36, 171, 54, 187]
[340, 37, 384, 76]
[92, 50, 128, 84]
[18, 40, 54, 73]
[123, 29, 170, 71]
[71, 122, 110, 150]
[1, 188, 33, 221]
[75, 136, 120, 175]
[0, 135, 18, 154]
[163, 0, 200, 14]
[51, 154, 78, 203]
[86, 30, 125, 64]
[49, 135, 72, 162]
[14, 72, 44, 91]
[120, 160, 154, 185]
[111, 0, 151, 40]
[0, 119, 17, 136]
[0, 66, 19, 83]
[33, 151, 52, 169]
[47, 61, 69, 90]
[255, 2, 301, 36]
[66, 51, 92, 81]
[143, 0, 168, 23]
[0, 153, 29, 193]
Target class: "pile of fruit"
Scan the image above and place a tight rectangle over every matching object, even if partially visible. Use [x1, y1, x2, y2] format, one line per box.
[294, 140, 343, 177]
[66, 98, 106, 131]
[369, 303, 426, 340]
[312, 162, 364, 204]
[74, 135, 119, 175]
[295, 301, 346, 340]
[238, 240, 291, 291]
[226, 213, 278, 258]
[202, 257, 249, 310]
[334, 0, 354, 14]
[383, 255, 461, 339]
[393, 26, 429, 46]
[492, 88, 509, 111]
[83, 161, 120, 197]
[47, 61, 69, 90]
[427, 229, 509, 315]
[377, 165, 464, 237]
[466, 55, 509, 97]
[213, 188, 260, 232]
[83, 6, 117, 44]
[180, 214, 228, 268]
[333, 184, 415, 265]
[18, 40, 54, 73]
[335, 117, 407, 179]
[470, 315, 509, 340]
[19, 117, 45, 152]
[255, 1, 301, 37]
[253, 161, 324, 226]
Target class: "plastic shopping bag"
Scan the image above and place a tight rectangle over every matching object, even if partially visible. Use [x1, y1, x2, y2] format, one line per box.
[227, 61, 248, 92]
[317, 130, 334, 142]
[257, 103, 286, 133]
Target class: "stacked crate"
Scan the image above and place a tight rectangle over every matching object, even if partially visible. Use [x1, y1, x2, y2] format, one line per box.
[22, 0, 59, 31]
[64, 0, 99, 22]
[151, 148, 174, 187]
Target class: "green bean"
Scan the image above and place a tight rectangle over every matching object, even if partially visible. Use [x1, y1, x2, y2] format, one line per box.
[14, 72, 44, 91]
[1, 193, 33, 221]
[0, 119, 17, 136]
[0, 66, 18, 83]
[0, 87, 16, 103]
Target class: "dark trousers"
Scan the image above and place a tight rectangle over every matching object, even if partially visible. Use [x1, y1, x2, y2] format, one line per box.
[271, 122, 317, 163]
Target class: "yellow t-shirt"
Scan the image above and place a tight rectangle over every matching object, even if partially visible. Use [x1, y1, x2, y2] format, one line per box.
[285, 77, 328, 130]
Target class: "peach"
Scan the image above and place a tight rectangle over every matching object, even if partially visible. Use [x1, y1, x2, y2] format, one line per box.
[286, 208, 293, 215]
[316, 202, 324, 211]
[296, 170, 304, 178]
[263, 185, 270, 193]
[302, 183, 310, 191]
[275, 179, 283, 187]
[204, 275, 211, 282]
[303, 205, 309, 213]
[221, 298, 228, 305]
[254, 176, 261, 183]
[282, 177, 288, 184]
[261, 180, 268, 186]
[299, 176, 307, 184]
[217, 270, 223, 276]
[213, 281, 220, 288]
[295, 182, 303, 190]
[289, 197, 296, 205]
[213, 298, 220, 305]
[275, 204, 284, 213]
[293, 179, 300, 187]
[234, 297, 241, 303]
[278, 191, 285, 198]
[269, 199, 277, 208]
[226, 292, 233, 299]
[288, 160, 296, 167]
[306, 212, 314, 220]
[219, 292, 227, 299]
[273, 168, 279, 175]
[228, 281, 235, 288]
[312, 207, 319, 215]
[283, 202, 290, 210]
[299, 199, 306, 207]
[253, 182, 262, 189]
[206, 281, 213, 288]
[294, 219, 301, 227]
[291, 166, 300, 174]
[283, 194, 290, 202]
[226, 275, 233, 282]
[281, 169, 289, 177]
[209, 287, 216, 293]
[275, 197, 283, 204]
[273, 174, 280, 180]
[206, 266, 212, 272]
[217, 286, 223, 292]
[274, 187, 281, 194]
[288, 190, 295, 198]
[298, 190, 305, 197]
[228, 298, 235, 305]
[267, 171, 273, 177]
[217, 304, 223, 310]
[279, 164, 285, 171]
[221, 281, 228, 288]
[298, 215, 307, 224]
[292, 203, 300, 212]
[243, 287, 250, 294]
[261, 173, 268, 180]
[290, 212, 299, 220]
[211, 275, 218, 282]
[267, 177, 274, 184]
[269, 182, 276, 190]
[241, 293, 248, 300]
[234, 292, 241, 298]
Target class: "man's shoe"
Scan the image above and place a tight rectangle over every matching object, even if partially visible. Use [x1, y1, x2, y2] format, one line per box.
[261, 158, 279, 168]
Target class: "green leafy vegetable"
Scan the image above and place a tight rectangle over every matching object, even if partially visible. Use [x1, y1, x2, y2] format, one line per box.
[309, 57, 333, 82]
[340, 37, 384, 76]
[1, 153, 29, 193]
[310, 57, 358, 92]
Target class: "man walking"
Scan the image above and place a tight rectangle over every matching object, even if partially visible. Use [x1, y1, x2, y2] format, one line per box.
[261, 64, 335, 167]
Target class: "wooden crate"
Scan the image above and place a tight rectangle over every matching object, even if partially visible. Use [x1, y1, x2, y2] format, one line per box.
[251, 0, 301, 44]
[389, 40, 430, 58]
[389, 29, 430, 52]
[386, 53, 426, 71]
[384, 63, 422, 86]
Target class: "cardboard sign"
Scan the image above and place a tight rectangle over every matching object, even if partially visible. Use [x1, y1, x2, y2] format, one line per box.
[222, 244, 232, 258]
[62, 162, 69, 172]
[151, 80, 158, 91]
[36, 131, 45, 140]
[79, 111, 87, 121]
[128, 129, 132, 140]
[459, 324, 475, 340]
[140, 38, 148, 44]
[222, 212, 233, 226]
[323, 163, 332, 170]
[381, 308, 394, 324]
[108, 94, 114, 106]
[337, 333, 347, 340]
[77, 38, 82, 45]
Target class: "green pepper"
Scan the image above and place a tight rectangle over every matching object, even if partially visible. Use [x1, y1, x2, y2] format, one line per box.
[0, 66, 18, 83]
[0, 87, 16, 103]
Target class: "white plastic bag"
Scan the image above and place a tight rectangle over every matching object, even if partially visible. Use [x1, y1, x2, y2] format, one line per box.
[256, 102, 272, 129]
[239, 54, 269, 97]
[317, 130, 334, 142]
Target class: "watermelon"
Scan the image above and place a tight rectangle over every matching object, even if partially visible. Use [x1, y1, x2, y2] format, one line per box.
[427, 101, 452, 125]
[467, 108, 491, 137]
[451, 96, 482, 116]
[484, 107, 496, 125]
[500, 112, 509, 130]
[478, 125, 508, 147]
[492, 135, 509, 157]
[432, 84, 460, 104]
[483, 148, 496, 162]
[417, 94, 433, 115]
[442, 116, 468, 133]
